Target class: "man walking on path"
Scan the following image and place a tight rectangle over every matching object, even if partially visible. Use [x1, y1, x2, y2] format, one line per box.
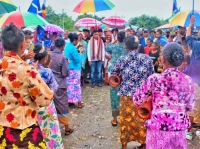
[87, 30, 105, 88]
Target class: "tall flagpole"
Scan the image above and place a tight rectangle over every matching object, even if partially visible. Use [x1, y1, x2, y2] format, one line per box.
[192, 0, 194, 15]
[192, 0, 194, 33]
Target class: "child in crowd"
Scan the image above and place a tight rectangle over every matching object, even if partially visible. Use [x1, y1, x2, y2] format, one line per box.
[144, 38, 152, 55]
[149, 42, 160, 72]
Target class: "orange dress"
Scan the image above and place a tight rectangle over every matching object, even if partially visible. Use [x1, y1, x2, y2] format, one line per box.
[0, 51, 53, 148]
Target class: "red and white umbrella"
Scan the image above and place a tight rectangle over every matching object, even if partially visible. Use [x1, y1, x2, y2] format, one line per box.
[74, 17, 101, 27]
[102, 16, 128, 28]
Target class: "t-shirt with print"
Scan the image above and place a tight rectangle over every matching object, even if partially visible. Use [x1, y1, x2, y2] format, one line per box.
[149, 50, 159, 65]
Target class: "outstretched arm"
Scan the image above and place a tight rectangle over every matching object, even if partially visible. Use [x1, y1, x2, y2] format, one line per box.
[186, 15, 194, 37]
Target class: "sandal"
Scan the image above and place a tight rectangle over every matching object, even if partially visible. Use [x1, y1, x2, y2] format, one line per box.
[111, 120, 118, 127]
[69, 103, 75, 106]
[192, 123, 200, 128]
[78, 102, 84, 108]
[65, 128, 74, 136]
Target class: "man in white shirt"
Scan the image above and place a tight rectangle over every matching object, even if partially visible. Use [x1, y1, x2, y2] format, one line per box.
[87, 30, 105, 88]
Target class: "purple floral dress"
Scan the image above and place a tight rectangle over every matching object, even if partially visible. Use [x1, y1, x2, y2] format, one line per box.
[133, 68, 194, 149]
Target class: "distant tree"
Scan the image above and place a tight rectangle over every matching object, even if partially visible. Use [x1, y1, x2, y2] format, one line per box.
[76, 13, 93, 22]
[46, 6, 75, 31]
[129, 14, 168, 29]
[75, 13, 104, 22]
[95, 16, 105, 21]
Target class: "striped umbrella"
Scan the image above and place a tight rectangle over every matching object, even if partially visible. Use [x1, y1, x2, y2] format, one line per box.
[102, 16, 128, 28]
[73, 0, 115, 13]
[169, 10, 200, 27]
[0, 11, 49, 28]
[0, 0, 17, 14]
[74, 17, 101, 27]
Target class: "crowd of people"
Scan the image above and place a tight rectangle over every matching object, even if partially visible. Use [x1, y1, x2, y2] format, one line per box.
[0, 15, 199, 149]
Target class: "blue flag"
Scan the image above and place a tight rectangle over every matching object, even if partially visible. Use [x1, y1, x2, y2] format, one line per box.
[172, 0, 179, 15]
[27, 0, 42, 16]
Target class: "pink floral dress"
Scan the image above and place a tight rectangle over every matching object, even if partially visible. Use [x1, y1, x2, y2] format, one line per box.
[37, 64, 64, 149]
[133, 68, 194, 149]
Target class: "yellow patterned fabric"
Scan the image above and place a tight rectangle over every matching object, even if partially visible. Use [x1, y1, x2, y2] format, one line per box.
[120, 96, 146, 145]
[0, 126, 4, 138]
[28, 141, 47, 149]
[12, 144, 19, 149]
[20, 128, 32, 141]
[0, 51, 53, 129]
[0, 139, 6, 149]
[0, 124, 47, 148]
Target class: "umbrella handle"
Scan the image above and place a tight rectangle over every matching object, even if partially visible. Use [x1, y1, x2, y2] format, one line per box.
[192, 0, 194, 15]
[191, 0, 195, 33]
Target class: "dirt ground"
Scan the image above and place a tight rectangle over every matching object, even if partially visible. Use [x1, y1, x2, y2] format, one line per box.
[61, 85, 200, 149]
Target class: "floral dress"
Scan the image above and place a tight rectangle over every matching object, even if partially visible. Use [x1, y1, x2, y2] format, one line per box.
[111, 50, 155, 96]
[37, 64, 64, 149]
[111, 50, 154, 145]
[133, 68, 194, 149]
[106, 43, 126, 117]
[0, 51, 53, 148]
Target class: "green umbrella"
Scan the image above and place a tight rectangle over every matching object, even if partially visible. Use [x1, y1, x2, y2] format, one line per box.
[0, 11, 49, 28]
[0, 0, 17, 14]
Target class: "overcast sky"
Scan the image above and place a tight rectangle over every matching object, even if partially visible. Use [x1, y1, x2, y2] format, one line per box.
[12, 0, 200, 20]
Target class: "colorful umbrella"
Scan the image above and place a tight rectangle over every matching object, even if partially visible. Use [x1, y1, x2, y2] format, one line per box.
[0, 11, 49, 28]
[73, 0, 115, 13]
[74, 17, 101, 27]
[154, 24, 174, 30]
[45, 24, 64, 33]
[0, 0, 17, 14]
[102, 16, 128, 28]
[169, 10, 200, 27]
[100, 24, 109, 29]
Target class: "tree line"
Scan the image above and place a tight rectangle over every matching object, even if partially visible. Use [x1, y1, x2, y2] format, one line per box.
[0, 6, 168, 31]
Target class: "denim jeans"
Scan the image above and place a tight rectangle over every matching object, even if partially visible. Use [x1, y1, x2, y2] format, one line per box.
[91, 61, 102, 84]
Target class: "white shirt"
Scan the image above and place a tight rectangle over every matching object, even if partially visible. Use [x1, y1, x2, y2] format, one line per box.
[65, 39, 70, 47]
[87, 39, 105, 62]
